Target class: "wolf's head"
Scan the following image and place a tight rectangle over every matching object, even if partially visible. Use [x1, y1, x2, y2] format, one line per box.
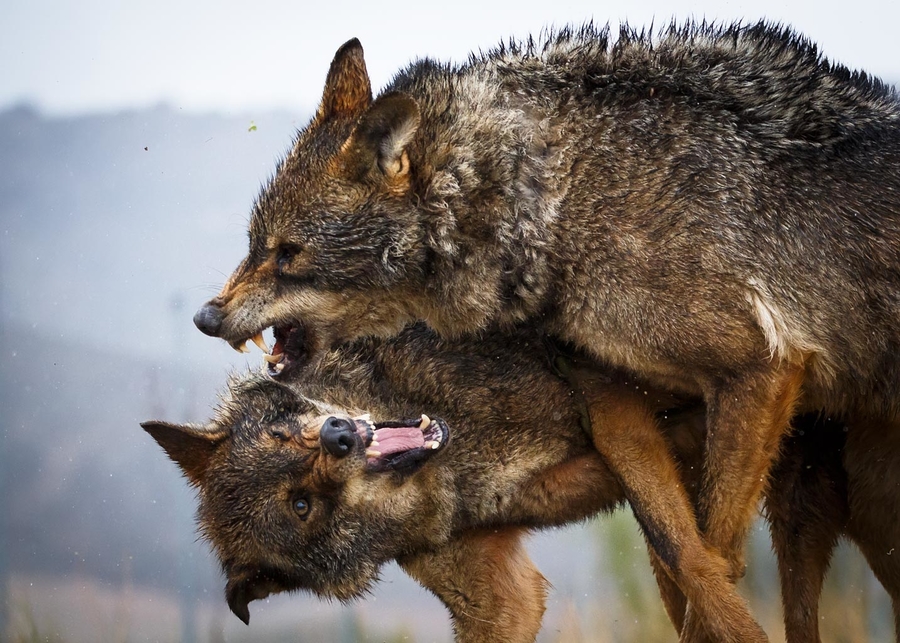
[193, 39, 441, 374]
[193, 37, 540, 373]
[142, 372, 451, 624]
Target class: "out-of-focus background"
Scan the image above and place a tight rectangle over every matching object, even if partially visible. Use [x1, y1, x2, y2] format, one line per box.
[1, 1, 897, 641]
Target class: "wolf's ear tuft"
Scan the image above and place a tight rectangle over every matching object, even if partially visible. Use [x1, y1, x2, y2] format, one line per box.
[318, 38, 373, 121]
[343, 92, 420, 181]
[141, 420, 227, 486]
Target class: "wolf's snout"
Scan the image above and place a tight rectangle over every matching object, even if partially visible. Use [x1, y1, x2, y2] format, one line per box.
[194, 302, 224, 336]
[321, 417, 356, 457]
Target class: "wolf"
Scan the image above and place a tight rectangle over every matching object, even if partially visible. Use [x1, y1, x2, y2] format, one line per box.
[145, 325, 900, 643]
[192, 23, 900, 640]
[145, 326, 626, 643]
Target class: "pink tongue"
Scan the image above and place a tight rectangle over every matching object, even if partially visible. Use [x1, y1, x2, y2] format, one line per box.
[374, 426, 425, 456]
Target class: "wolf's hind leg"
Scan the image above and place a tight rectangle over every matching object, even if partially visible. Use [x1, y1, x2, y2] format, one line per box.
[399, 527, 548, 643]
[764, 414, 848, 643]
[572, 368, 768, 643]
[843, 419, 900, 643]
[646, 544, 688, 633]
[698, 362, 805, 579]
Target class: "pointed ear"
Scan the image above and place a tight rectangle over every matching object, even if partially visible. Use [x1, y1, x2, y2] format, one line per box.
[141, 420, 227, 486]
[342, 92, 420, 181]
[317, 38, 372, 121]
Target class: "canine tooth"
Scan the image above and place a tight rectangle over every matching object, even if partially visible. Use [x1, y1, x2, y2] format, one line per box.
[251, 333, 270, 353]
[233, 341, 250, 354]
[262, 353, 282, 364]
[419, 414, 431, 429]
[365, 449, 382, 458]
[424, 441, 440, 450]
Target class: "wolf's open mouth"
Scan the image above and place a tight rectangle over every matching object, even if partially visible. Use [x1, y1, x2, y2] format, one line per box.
[265, 324, 309, 377]
[229, 324, 310, 377]
[353, 414, 450, 473]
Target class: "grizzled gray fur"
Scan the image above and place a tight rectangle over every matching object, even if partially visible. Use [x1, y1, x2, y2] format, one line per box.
[145, 324, 900, 642]
[194, 22, 900, 643]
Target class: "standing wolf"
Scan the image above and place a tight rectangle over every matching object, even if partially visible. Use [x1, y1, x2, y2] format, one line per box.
[194, 23, 900, 641]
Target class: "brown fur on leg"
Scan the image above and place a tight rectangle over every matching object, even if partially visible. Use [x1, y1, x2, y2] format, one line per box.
[644, 407, 708, 637]
[698, 362, 807, 580]
[647, 545, 688, 634]
[399, 528, 548, 643]
[567, 364, 767, 643]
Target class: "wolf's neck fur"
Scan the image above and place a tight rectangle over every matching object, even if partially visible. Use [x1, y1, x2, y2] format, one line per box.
[392, 68, 564, 333]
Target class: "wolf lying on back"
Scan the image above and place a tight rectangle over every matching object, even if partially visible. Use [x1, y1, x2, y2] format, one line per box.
[193, 23, 900, 641]
[145, 325, 900, 643]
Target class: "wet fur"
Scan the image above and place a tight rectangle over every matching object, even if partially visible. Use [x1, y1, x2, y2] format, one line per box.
[146, 325, 900, 642]
[197, 23, 900, 640]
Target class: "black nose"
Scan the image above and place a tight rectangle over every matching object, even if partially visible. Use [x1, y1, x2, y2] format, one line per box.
[321, 417, 357, 457]
[194, 302, 224, 336]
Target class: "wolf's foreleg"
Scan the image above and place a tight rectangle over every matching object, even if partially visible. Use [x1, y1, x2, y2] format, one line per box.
[578, 375, 768, 642]
[843, 420, 900, 643]
[399, 527, 548, 643]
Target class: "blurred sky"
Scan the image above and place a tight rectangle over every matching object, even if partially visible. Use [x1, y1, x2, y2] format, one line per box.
[2, 0, 899, 116]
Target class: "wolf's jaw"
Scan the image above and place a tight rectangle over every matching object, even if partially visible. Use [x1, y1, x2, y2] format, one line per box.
[229, 324, 308, 377]
[264, 326, 288, 375]
[230, 332, 269, 354]
[363, 415, 449, 473]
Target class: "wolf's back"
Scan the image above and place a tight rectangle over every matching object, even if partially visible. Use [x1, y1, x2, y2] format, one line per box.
[394, 22, 900, 408]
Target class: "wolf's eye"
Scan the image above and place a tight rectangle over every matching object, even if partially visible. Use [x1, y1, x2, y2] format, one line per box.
[292, 496, 311, 520]
[276, 244, 302, 277]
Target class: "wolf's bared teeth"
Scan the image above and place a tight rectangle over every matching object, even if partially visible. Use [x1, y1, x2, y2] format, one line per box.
[419, 414, 431, 430]
[370, 440, 380, 448]
[274, 362, 285, 372]
[262, 353, 283, 364]
[365, 449, 382, 458]
[424, 441, 440, 450]
[251, 333, 270, 353]
[354, 415, 375, 434]
[233, 341, 250, 354]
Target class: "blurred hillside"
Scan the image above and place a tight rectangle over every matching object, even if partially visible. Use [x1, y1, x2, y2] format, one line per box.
[0, 102, 301, 364]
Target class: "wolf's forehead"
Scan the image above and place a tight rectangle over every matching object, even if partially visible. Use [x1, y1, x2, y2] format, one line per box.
[299, 395, 354, 417]
[249, 118, 365, 229]
[270, 120, 352, 194]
